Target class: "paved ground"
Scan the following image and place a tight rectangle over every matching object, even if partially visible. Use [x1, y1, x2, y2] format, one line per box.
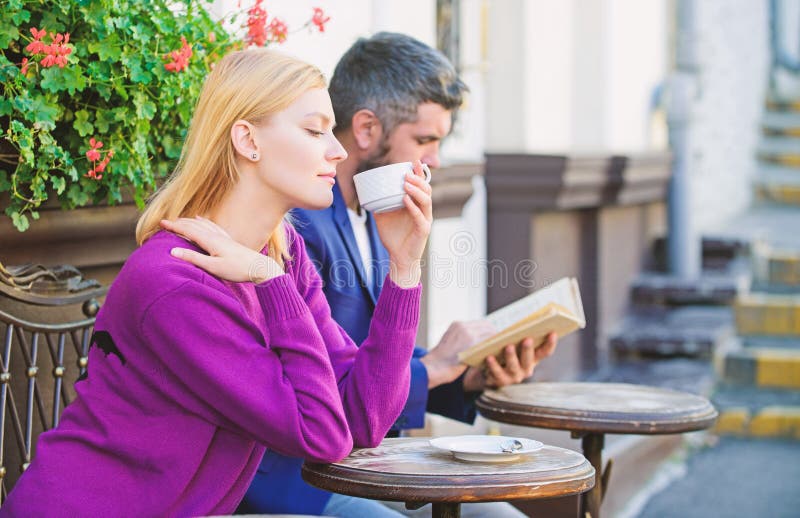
[636, 437, 800, 518]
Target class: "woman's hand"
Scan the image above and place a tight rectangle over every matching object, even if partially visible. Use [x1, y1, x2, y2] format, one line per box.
[161, 216, 284, 283]
[373, 161, 433, 288]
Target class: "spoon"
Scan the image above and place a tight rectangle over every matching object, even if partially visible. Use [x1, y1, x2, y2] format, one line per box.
[500, 439, 524, 454]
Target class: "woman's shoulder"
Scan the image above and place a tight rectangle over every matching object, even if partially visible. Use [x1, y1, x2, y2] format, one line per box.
[115, 231, 225, 298]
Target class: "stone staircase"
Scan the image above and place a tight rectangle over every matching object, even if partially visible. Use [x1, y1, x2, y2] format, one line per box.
[603, 96, 800, 441]
[709, 95, 800, 440]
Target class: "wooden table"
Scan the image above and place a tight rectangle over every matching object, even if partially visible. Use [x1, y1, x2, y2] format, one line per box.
[477, 382, 718, 518]
[302, 437, 595, 518]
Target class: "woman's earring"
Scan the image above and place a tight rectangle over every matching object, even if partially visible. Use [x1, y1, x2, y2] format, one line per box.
[251, 152, 258, 160]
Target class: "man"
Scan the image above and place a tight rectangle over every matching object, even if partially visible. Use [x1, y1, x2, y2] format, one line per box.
[240, 32, 557, 517]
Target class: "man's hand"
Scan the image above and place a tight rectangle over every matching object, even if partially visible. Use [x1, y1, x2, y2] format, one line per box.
[462, 332, 558, 392]
[420, 320, 496, 389]
[374, 161, 433, 288]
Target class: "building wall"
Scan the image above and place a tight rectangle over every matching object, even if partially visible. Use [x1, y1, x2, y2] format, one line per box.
[486, 0, 670, 153]
[684, 0, 769, 238]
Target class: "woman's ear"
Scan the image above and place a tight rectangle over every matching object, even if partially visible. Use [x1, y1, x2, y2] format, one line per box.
[231, 120, 260, 161]
[351, 109, 383, 151]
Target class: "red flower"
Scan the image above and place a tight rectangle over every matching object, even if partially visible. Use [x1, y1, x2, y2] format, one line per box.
[85, 138, 111, 180]
[267, 18, 288, 43]
[311, 7, 331, 32]
[86, 138, 103, 162]
[25, 28, 72, 69]
[25, 27, 46, 54]
[246, 0, 268, 47]
[20, 58, 29, 75]
[164, 36, 193, 73]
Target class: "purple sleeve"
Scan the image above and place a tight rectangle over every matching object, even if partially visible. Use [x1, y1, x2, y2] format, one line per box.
[139, 275, 353, 463]
[290, 229, 421, 447]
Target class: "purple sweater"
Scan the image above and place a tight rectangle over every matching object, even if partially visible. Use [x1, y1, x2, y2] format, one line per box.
[2, 226, 420, 517]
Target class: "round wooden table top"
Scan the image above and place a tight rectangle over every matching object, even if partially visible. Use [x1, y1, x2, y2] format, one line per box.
[301, 437, 595, 504]
[477, 382, 718, 435]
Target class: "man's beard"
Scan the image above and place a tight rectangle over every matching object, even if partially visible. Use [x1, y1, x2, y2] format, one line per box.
[357, 136, 392, 173]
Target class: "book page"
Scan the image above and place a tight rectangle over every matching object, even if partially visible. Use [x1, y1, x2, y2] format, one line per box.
[458, 305, 584, 367]
[487, 277, 585, 331]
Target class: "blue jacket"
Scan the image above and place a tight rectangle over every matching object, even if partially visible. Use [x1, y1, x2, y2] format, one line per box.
[239, 184, 477, 515]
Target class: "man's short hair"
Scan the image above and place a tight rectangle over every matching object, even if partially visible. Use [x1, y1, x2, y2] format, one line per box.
[329, 32, 468, 135]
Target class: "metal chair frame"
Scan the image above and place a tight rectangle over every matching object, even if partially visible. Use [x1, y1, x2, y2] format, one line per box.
[0, 262, 104, 503]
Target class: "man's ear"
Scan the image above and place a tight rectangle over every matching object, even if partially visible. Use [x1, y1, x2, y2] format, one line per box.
[351, 109, 383, 151]
[230, 120, 260, 161]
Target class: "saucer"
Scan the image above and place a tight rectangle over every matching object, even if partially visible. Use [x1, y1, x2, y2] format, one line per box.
[429, 435, 544, 462]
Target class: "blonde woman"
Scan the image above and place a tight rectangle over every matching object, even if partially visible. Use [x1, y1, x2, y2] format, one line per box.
[3, 49, 431, 517]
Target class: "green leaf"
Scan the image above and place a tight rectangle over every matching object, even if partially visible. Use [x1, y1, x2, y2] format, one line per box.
[0, 23, 20, 48]
[67, 183, 91, 206]
[11, 212, 29, 232]
[74, 110, 94, 136]
[60, 65, 88, 95]
[134, 91, 156, 120]
[9, 9, 31, 25]
[0, 170, 11, 191]
[89, 36, 123, 62]
[51, 175, 67, 194]
[95, 109, 115, 133]
[0, 99, 12, 117]
[162, 135, 183, 159]
[29, 98, 59, 130]
[39, 68, 64, 93]
[128, 60, 153, 84]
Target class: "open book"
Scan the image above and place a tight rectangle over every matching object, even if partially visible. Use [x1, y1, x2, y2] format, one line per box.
[457, 277, 586, 367]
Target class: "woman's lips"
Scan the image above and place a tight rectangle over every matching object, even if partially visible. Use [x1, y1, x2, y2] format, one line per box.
[318, 172, 336, 185]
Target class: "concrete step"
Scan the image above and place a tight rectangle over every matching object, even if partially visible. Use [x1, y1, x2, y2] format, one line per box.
[585, 358, 716, 395]
[735, 293, 800, 336]
[753, 166, 800, 207]
[754, 182, 800, 206]
[741, 335, 800, 349]
[763, 126, 800, 138]
[702, 205, 800, 252]
[716, 337, 800, 389]
[630, 270, 749, 307]
[762, 110, 800, 136]
[752, 241, 800, 288]
[609, 306, 735, 359]
[758, 137, 800, 153]
[712, 384, 800, 439]
[757, 151, 800, 168]
[699, 237, 750, 271]
[766, 98, 800, 113]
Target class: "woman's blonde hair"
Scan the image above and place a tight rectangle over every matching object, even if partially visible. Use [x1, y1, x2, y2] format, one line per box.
[136, 48, 327, 266]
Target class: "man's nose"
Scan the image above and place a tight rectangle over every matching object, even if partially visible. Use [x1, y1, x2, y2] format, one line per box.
[422, 154, 440, 169]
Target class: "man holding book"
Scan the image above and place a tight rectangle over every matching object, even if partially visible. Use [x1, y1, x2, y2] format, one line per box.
[240, 32, 558, 518]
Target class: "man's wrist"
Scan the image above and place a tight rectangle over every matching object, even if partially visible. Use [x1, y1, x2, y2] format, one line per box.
[420, 356, 445, 389]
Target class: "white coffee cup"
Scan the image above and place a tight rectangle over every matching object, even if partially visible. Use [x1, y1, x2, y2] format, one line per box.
[353, 162, 432, 214]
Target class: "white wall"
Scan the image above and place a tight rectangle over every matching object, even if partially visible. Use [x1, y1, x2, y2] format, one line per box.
[211, 0, 435, 78]
[685, 0, 769, 234]
[486, 0, 670, 153]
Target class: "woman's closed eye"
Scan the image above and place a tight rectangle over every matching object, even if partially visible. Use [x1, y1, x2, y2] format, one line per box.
[305, 128, 325, 137]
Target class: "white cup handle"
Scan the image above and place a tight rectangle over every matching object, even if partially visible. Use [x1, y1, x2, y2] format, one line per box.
[420, 164, 432, 183]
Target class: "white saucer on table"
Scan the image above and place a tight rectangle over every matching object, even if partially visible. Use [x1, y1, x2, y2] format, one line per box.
[429, 435, 544, 463]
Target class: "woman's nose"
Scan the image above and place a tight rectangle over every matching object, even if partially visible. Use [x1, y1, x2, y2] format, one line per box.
[327, 135, 348, 162]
